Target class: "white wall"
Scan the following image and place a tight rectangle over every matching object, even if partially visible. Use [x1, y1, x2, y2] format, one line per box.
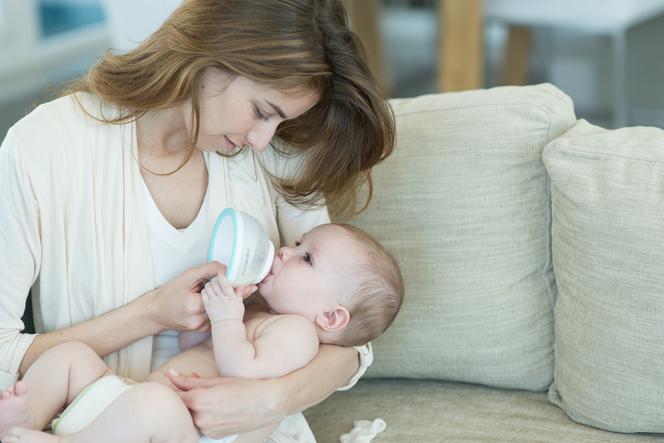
[102, 0, 180, 52]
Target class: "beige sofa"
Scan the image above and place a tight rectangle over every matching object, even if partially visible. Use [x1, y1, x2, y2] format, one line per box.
[304, 84, 664, 442]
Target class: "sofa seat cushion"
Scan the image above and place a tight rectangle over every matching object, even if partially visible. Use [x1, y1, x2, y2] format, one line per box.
[305, 379, 664, 443]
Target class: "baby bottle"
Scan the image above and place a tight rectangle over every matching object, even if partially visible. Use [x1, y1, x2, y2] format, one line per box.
[207, 208, 275, 286]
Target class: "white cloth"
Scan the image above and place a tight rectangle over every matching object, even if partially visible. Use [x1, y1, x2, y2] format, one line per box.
[140, 161, 211, 372]
[0, 92, 342, 386]
[340, 419, 387, 443]
[268, 413, 317, 443]
[338, 343, 373, 391]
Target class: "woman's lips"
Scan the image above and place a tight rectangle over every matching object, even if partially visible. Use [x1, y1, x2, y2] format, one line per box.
[224, 136, 237, 150]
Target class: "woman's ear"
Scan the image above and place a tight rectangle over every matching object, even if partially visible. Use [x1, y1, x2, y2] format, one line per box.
[315, 305, 350, 332]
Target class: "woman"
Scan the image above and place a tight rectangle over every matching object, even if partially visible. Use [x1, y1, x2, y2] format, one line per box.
[0, 0, 394, 439]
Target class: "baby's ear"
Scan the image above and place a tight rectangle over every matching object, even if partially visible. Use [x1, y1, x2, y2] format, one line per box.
[315, 305, 350, 332]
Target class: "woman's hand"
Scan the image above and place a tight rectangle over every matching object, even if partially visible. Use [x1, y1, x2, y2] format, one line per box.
[146, 262, 226, 332]
[166, 370, 285, 438]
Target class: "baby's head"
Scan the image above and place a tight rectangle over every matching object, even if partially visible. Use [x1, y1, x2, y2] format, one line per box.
[258, 223, 404, 346]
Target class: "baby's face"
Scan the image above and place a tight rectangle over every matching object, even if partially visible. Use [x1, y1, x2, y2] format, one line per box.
[257, 224, 360, 319]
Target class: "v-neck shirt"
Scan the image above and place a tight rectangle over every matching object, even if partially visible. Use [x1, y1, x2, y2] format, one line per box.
[140, 153, 211, 370]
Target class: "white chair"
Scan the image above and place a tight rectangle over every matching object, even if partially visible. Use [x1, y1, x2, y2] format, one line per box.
[484, 0, 664, 127]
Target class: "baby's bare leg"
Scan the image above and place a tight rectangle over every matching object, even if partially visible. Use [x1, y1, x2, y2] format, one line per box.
[146, 343, 280, 443]
[4, 383, 199, 443]
[1, 341, 112, 435]
[147, 340, 219, 387]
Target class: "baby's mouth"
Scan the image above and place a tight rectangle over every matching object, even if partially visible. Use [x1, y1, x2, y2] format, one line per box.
[259, 270, 273, 284]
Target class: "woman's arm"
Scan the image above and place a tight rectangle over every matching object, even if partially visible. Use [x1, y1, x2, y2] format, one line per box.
[19, 291, 160, 375]
[167, 343, 359, 438]
[276, 343, 360, 413]
[19, 261, 224, 376]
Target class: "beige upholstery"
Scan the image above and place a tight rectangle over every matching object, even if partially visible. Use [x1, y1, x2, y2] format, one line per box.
[306, 380, 664, 442]
[313, 85, 664, 441]
[544, 120, 664, 433]
[333, 83, 575, 390]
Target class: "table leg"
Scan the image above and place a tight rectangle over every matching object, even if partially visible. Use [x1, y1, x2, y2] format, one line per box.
[438, 0, 484, 92]
[342, 0, 391, 93]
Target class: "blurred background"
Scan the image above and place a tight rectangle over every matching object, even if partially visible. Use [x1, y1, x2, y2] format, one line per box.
[1, 0, 664, 140]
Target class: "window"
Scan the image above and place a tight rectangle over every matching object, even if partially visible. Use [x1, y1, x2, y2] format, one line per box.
[38, 0, 105, 38]
[0, 0, 109, 105]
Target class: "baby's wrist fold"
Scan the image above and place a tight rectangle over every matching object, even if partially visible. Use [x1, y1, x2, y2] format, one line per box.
[210, 317, 244, 326]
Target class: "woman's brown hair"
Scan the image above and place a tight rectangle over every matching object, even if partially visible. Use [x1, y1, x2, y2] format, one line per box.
[67, 0, 395, 214]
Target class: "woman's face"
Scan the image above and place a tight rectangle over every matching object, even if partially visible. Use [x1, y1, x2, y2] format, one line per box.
[185, 69, 320, 153]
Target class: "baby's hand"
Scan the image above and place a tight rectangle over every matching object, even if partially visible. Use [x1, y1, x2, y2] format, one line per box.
[201, 273, 255, 323]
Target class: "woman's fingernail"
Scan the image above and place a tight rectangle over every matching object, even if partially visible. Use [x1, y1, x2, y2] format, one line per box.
[168, 368, 179, 376]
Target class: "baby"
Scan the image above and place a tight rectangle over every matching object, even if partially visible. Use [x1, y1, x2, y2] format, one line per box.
[0, 223, 404, 443]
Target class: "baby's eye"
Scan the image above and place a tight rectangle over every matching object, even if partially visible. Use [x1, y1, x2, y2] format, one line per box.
[303, 252, 312, 264]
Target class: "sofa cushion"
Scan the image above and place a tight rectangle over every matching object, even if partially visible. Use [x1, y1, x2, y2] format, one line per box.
[332, 83, 576, 390]
[305, 380, 664, 442]
[544, 120, 664, 433]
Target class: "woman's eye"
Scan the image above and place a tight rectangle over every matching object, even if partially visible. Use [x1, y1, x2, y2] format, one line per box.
[254, 106, 269, 122]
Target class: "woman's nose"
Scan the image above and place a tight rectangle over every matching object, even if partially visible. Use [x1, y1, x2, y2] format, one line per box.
[247, 121, 279, 152]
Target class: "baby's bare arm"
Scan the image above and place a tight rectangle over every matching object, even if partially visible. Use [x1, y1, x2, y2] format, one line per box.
[212, 314, 319, 379]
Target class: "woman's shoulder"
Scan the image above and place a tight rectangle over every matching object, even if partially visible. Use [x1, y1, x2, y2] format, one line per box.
[256, 138, 306, 180]
[11, 93, 113, 134]
[6, 93, 124, 158]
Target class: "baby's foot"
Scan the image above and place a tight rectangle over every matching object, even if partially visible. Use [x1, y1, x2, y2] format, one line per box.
[2, 427, 60, 443]
[0, 381, 33, 436]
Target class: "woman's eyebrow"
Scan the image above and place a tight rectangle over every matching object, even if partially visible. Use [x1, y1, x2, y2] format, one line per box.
[265, 100, 287, 119]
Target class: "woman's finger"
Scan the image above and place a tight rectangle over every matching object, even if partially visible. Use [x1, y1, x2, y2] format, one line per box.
[185, 262, 226, 287]
[166, 369, 227, 390]
[195, 320, 211, 333]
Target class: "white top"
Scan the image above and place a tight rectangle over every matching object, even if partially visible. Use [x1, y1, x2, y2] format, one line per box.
[140, 161, 210, 371]
[0, 93, 372, 388]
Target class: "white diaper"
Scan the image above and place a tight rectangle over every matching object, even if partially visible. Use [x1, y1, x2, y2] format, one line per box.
[52, 374, 134, 435]
[51, 374, 238, 442]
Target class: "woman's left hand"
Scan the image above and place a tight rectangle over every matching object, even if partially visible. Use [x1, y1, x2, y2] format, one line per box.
[166, 370, 285, 438]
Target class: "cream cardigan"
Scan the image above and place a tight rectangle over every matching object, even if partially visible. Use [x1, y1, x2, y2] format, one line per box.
[0, 93, 350, 387]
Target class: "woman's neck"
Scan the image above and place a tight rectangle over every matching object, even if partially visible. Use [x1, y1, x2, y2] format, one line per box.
[137, 105, 190, 157]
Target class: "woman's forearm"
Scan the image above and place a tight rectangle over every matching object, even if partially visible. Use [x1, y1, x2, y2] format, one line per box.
[19, 289, 162, 375]
[278, 344, 360, 415]
[19, 262, 222, 376]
